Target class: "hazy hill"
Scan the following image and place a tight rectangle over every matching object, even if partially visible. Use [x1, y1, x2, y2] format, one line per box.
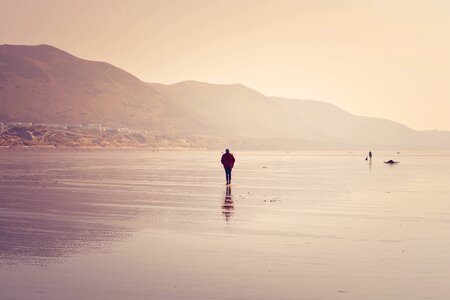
[271, 97, 419, 148]
[0, 44, 169, 132]
[1, 44, 449, 149]
[150, 81, 328, 140]
[152, 81, 450, 149]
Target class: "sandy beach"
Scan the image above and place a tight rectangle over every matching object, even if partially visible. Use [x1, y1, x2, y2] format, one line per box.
[1, 150, 450, 299]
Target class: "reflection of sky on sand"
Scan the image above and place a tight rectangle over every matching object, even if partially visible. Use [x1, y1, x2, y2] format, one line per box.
[2, 151, 450, 299]
[0, 174, 138, 263]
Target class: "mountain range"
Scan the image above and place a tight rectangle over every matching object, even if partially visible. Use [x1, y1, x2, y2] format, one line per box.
[1, 44, 449, 150]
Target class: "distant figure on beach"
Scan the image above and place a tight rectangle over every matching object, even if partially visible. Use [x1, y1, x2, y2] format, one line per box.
[221, 149, 235, 185]
[384, 160, 399, 164]
[369, 151, 373, 160]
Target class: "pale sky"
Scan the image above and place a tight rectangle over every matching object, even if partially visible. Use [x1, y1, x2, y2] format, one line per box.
[1, 0, 450, 130]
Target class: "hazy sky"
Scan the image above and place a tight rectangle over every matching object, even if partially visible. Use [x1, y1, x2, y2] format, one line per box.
[1, 0, 450, 130]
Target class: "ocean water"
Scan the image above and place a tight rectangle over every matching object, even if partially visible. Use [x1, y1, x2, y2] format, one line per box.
[1, 150, 450, 300]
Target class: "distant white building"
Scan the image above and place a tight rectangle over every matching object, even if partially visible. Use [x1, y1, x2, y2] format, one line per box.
[46, 123, 68, 129]
[85, 124, 102, 131]
[67, 124, 83, 129]
[117, 128, 130, 133]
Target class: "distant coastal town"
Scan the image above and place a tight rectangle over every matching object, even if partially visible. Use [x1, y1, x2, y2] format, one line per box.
[0, 121, 149, 135]
[0, 121, 213, 149]
[0, 121, 160, 148]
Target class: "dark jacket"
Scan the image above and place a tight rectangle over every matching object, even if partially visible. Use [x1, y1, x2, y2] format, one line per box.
[221, 153, 235, 169]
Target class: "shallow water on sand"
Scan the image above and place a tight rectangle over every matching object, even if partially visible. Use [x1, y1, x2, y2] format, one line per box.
[1, 150, 450, 300]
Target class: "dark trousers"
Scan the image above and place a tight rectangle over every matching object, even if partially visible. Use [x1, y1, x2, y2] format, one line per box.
[225, 168, 232, 183]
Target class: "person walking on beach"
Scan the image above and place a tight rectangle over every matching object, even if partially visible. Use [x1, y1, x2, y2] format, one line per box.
[221, 149, 235, 185]
[369, 151, 373, 160]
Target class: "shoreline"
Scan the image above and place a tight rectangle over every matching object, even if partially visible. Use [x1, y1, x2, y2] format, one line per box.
[2, 146, 450, 157]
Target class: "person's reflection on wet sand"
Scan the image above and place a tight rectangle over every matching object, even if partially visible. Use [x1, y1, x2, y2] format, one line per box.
[222, 186, 234, 223]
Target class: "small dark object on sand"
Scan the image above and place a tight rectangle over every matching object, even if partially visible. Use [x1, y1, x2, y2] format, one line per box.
[384, 160, 399, 164]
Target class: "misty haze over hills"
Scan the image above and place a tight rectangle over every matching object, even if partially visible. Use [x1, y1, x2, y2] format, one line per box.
[1, 44, 449, 150]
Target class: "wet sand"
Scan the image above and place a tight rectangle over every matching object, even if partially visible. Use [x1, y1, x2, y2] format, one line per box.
[1, 151, 450, 299]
